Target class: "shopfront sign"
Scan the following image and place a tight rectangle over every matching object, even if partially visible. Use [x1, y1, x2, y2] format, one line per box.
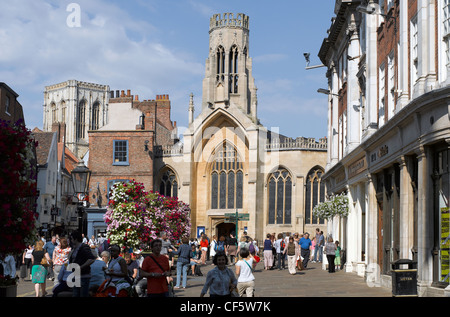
[348, 157, 367, 179]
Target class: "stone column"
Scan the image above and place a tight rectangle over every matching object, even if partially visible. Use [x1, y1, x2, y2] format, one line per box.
[416, 145, 433, 295]
[398, 156, 414, 259]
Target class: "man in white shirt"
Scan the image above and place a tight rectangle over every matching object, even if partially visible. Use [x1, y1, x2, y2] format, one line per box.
[0, 253, 16, 279]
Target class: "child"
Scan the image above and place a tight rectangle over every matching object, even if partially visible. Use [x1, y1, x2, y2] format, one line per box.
[334, 241, 341, 271]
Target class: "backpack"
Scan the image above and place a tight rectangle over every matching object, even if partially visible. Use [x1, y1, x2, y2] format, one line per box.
[249, 242, 255, 254]
[280, 240, 285, 251]
[215, 241, 225, 252]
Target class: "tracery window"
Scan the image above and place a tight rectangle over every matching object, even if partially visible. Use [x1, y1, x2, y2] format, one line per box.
[267, 168, 292, 225]
[211, 142, 243, 209]
[216, 46, 225, 82]
[305, 167, 326, 225]
[159, 169, 178, 198]
[229, 45, 239, 93]
[91, 101, 100, 130]
[76, 100, 86, 140]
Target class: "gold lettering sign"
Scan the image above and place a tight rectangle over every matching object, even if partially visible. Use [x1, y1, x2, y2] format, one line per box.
[348, 157, 367, 179]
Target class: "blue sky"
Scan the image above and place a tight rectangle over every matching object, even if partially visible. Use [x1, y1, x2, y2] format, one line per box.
[0, 0, 336, 140]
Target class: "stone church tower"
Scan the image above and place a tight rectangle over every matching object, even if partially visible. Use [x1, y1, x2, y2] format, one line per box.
[202, 13, 258, 122]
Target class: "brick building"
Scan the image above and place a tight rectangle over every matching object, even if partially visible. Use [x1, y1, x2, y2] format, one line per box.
[0, 82, 24, 124]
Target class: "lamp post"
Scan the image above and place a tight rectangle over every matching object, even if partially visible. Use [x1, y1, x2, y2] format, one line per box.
[71, 160, 91, 233]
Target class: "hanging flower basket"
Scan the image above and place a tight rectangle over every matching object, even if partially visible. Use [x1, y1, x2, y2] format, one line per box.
[104, 180, 191, 251]
[0, 119, 38, 256]
[313, 193, 349, 220]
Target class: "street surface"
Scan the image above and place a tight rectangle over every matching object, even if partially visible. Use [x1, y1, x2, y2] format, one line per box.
[16, 260, 391, 298]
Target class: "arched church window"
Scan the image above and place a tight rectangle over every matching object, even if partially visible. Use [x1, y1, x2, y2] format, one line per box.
[76, 100, 86, 140]
[229, 45, 239, 93]
[305, 167, 326, 224]
[216, 46, 225, 82]
[51, 102, 57, 123]
[211, 142, 243, 209]
[267, 168, 292, 225]
[91, 101, 100, 130]
[159, 169, 178, 198]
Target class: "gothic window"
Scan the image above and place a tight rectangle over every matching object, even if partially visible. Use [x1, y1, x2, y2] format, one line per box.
[267, 168, 292, 225]
[216, 46, 225, 82]
[61, 101, 66, 123]
[159, 169, 178, 198]
[305, 167, 326, 225]
[51, 102, 57, 123]
[91, 101, 100, 130]
[229, 45, 239, 93]
[76, 100, 86, 140]
[210, 142, 243, 209]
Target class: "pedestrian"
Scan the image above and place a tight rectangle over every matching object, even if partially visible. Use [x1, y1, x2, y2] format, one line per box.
[312, 228, 320, 262]
[226, 232, 238, 264]
[89, 251, 108, 290]
[237, 235, 249, 261]
[325, 236, 337, 273]
[124, 253, 139, 283]
[31, 240, 52, 297]
[52, 237, 71, 287]
[274, 233, 286, 270]
[335, 241, 341, 271]
[310, 236, 316, 261]
[140, 239, 172, 297]
[172, 237, 192, 289]
[68, 231, 96, 297]
[51, 263, 73, 297]
[286, 236, 299, 275]
[200, 252, 237, 298]
[189, 244, 202, 276]
[210, 235, 218, 259]
[44, 235, 58, 281]
[317, 231, 325, 262]
[0, 253, 16, 279]
[263, 234, 273, 270]
[199, 234, 209, 265]
[299, 232, 312, 269]
[22, 244, 33, 280]
[235, 248, 255, 297]
[132, 249, 147, 297]
[215, 235, 226, 254]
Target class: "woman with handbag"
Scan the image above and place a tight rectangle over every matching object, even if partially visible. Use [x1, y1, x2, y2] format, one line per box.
[31, 240, 52, 297]
[235, 248, 255, 297]
[200, 252, 237, 298]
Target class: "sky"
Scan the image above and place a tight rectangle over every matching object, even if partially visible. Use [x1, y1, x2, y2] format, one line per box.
[0, 0, 336, 140]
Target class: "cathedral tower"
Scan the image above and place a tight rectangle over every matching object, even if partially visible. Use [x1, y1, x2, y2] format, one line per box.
[202, 13, 258, 122]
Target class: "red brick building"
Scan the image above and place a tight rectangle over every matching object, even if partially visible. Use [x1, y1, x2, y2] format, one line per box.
[87, 91, 177, 208]
[0, 82, 24, 124]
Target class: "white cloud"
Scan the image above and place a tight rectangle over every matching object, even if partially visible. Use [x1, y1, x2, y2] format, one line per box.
[0, 0, 204, 130]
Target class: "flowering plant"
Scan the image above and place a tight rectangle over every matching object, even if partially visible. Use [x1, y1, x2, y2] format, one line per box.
[104, 180, 191, 250]
[0, 119, 38, 255]
[313, 192, 349, 220]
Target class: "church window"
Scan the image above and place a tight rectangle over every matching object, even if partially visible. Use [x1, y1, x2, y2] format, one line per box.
[210, 142, 243, 209]
[229, 45, 239, 93]
[91, 101, 100, 130]
[216, 46, 225, 82]
[267, 168, 292, 225]
[51, 102, 57, 123]
[305, 167, 326, 225]
[159, 169, 178, 198]
[76, 100, 86, 140]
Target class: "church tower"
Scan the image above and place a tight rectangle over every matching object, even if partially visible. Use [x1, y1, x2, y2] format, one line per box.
[202, 13, 258, 122]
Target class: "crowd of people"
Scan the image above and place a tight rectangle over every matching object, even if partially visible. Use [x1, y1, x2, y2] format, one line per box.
[0, 228, 342, 298]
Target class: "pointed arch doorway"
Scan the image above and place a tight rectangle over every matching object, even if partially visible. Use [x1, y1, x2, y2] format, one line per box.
[215, 222, 236, 239]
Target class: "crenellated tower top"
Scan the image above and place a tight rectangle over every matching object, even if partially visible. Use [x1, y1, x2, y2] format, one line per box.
[209, 13, 249, 32]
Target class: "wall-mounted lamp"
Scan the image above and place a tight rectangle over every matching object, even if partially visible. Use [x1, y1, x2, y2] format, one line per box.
[356, 3, 397, 33]
[317, 88, 339, 97]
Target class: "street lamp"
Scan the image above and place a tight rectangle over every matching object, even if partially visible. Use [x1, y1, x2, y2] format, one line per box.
[71, 160, 91, 233]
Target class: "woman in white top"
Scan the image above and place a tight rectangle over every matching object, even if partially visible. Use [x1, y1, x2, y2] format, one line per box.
[235, 248, 255, 297]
